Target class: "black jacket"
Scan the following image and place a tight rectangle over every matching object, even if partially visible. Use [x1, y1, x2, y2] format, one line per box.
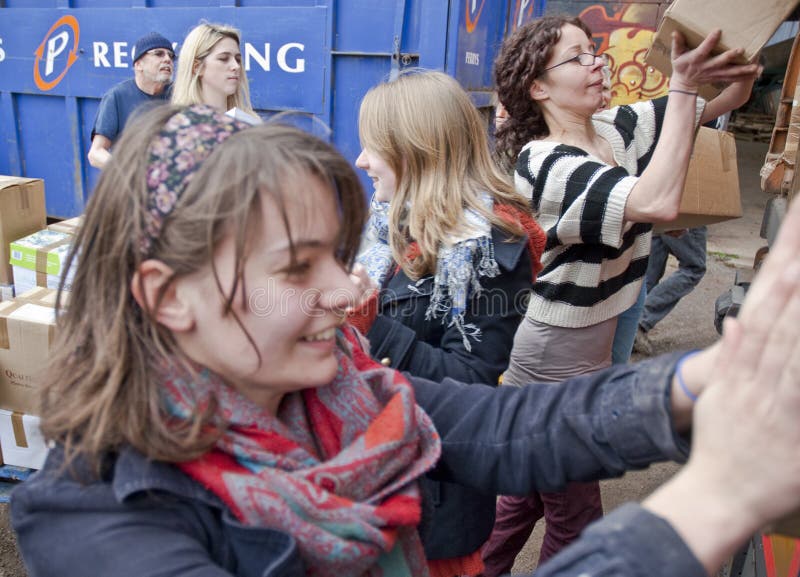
[12, 356, 702, 577]
[366, 226, 532, 558]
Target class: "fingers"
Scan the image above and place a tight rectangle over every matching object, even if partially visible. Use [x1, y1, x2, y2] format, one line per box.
[738, 199, 800, 327]
[671, 30, 689, 60]
[693, 29, 723, 59]
[760, 263, 800, 392]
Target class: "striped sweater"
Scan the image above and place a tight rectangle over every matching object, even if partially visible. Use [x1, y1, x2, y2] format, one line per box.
[514, 97, 704, 328]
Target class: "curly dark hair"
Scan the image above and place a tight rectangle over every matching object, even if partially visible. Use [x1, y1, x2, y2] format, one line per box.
[493, 15, 593, 170]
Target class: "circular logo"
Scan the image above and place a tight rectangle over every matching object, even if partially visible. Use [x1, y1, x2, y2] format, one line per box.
[34, 15, 80, 92]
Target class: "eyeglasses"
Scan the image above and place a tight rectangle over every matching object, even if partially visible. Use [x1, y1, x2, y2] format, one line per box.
[543, 52, 608, 73]
[147, 49, 176, 61]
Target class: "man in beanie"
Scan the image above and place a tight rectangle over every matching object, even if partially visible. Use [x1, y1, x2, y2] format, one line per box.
[88, 32, 174, 169]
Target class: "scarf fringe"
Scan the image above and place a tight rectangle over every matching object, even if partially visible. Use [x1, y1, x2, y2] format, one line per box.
[358, 194, 499, 349]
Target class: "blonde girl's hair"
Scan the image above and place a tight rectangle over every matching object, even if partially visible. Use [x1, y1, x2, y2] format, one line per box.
[171, 22, 255, 114]
[39, 105, 366, 471]
[358, 70, 530, 280]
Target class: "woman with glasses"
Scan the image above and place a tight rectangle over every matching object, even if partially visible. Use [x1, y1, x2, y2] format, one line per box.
[172, 23, 255, 116]
[480, 16, 760, 576]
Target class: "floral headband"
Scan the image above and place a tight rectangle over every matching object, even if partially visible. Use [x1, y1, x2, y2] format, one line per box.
[140, 105, 248, 256]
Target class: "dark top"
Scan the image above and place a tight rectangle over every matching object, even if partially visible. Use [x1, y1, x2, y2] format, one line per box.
[366, 225, 532, 558]
[91, 78, 170, 142]
[11, 354, 706, 577]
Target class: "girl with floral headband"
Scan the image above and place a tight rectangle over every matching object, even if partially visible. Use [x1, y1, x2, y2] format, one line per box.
[10, 103, 800, 577]
[348, 70, 546, 577]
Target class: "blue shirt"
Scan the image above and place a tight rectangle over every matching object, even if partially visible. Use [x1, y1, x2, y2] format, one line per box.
[91, 78, 170, 142]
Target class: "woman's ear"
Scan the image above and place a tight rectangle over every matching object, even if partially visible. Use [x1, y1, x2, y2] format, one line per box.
[192, 59, 203, 77]
[529, 80, 549, 102]
[131, 260, 195, 333]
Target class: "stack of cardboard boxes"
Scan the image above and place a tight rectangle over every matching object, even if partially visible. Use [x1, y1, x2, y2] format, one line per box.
[0, 176, 80, 470]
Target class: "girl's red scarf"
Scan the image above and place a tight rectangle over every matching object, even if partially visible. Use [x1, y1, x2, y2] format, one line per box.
[162, 328, 441, 577]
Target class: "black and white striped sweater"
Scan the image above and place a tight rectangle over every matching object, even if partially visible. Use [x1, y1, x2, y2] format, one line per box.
[514, 96, 704, 328]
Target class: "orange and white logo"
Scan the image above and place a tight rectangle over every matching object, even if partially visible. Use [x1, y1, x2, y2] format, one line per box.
[465, 0, 486, 34]
[34, 15, 80, 91]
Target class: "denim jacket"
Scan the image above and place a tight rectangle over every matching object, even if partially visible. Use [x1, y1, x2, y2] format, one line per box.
[12, 354, 705, 577]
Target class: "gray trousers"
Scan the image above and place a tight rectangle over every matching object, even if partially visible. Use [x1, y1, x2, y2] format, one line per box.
[640, 226, 707, 332]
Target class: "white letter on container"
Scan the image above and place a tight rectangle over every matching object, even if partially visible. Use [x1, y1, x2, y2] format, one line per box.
[277, 43, 305, 73]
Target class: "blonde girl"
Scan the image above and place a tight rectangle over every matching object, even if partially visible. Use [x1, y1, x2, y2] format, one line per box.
[349, 69, 533, 576]
[172, 22, 254, 114]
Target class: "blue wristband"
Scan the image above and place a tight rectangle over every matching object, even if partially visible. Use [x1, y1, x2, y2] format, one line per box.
[675, 350, 701, 402]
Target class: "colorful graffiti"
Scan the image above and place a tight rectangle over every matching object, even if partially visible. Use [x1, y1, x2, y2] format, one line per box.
[512, 2, 669, 106]
[579, 4, 668, 105]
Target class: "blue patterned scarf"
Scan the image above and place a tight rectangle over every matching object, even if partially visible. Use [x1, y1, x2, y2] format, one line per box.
[357, 194, 499, 351]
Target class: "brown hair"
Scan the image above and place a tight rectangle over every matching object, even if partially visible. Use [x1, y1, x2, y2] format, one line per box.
[358, 70, 529, 279]
[493, 16, 593, 170]
[40, 105, 366, 469]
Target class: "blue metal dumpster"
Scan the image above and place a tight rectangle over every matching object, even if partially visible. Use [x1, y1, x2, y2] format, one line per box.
[0, 0, 516, 218]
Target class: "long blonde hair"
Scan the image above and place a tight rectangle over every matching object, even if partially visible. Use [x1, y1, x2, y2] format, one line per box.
[40, 106, 366, 470]
[358, 70, 529, 279]
[172, 22, 255, 114]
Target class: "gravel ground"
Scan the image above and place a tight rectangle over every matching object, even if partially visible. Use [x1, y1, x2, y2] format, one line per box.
[0, 140, 770, 576]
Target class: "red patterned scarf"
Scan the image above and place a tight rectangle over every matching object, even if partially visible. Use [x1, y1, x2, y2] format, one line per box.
[162, 328, 441, 577]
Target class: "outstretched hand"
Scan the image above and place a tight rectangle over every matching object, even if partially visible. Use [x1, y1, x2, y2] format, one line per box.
[646, 198, 800, 573]
[670, 29, 760, 92]
[690, 195, 800, 526]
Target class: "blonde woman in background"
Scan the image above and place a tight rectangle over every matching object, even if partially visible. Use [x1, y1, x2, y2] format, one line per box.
[172, 22, 255, 114]
[348, 70, 546, 577]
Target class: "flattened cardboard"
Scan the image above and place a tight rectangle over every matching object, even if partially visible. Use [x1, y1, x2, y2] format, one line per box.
[14, 287, 66, 309]
[645, 0, 800, 100]
[654, 127, 742, 233]
[0, 177, 47, 286]
[46, 216, 84, 235]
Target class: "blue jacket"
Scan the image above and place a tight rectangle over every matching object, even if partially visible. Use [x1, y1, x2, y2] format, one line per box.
[367, 225, 532, 558]
[11, 355, 706, 577]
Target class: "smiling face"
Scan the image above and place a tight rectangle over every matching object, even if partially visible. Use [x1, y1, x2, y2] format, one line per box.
[534, 23, 606, 116]
[197, 36, 242, 108]
[174, 175, 356, 414]
[355, 148, 398, 202]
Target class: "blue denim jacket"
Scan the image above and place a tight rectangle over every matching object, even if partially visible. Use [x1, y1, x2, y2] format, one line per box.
[11, 354, 705, 577]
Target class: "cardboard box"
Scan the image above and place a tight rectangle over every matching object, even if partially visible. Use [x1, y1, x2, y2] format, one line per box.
[9, 230, 76, 294]
[14, 287, 67, 309]
[645, 0, 800, 100]
[654, 127, 742, 233]
[0, 300, 56, 415]
[0, 176, 47, 286]
[0, 285, 13, 302]
[0, 410, 48, 469]
[46, 215, 84, 235]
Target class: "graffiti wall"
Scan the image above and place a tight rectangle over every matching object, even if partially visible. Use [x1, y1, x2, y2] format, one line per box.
[512, 0, 671, 106]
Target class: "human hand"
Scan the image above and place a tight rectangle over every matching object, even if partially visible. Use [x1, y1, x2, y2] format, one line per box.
[645, 199, 800, 572]
[347, 263, 378, 311]
[670, 30, 760, 92]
